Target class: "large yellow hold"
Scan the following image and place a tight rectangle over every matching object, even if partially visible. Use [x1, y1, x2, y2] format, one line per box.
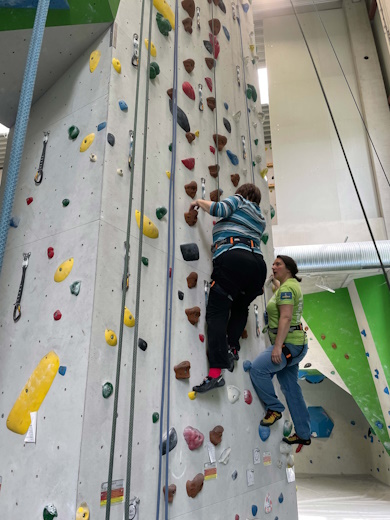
[80, 133, 95, 152]
[135, 210, 159, 239]
[76, 503, 90, 520]
[112, 58, 122, 73]
[7, 351, 60, 434]
[145, 39, 157, 57]
[124, 307, 135, 328]
[105, 329, 117, 346]
[89, 50, 101, 73]
[54, 257, 74, 282]
[153, 0, 175, 29]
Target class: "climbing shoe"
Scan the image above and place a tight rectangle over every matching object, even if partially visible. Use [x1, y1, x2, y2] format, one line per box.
[282, 433, 311, 446]
[193, 375, 225, 394]
[260, 409, 282, 426]
[229, 347, 240, 361]
[227, 350, 235, 372]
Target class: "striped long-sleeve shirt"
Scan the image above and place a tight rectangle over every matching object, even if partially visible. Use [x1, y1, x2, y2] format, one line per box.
[210, 194, 266, 259]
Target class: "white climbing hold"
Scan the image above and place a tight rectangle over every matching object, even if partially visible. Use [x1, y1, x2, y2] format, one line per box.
[232, 111, 241, 123]
[227, 385, 241, 403]
[90, 153, 97, 162]
[280, 442, 293, 455]
[287, 454, 295, 468]
[218, 447, 231, 465]
[117, 168, 123, 176]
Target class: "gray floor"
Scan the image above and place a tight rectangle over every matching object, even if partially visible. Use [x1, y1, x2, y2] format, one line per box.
[297, 475, 390, 519]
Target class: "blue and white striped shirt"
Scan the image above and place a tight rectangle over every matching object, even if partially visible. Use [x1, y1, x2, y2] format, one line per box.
[210, 195, 266, 259]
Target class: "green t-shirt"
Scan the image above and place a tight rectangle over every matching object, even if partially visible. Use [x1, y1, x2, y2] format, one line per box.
[266, 278, 307, 346]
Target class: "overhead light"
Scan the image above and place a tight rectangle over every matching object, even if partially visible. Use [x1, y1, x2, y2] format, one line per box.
[258, 68, 269, 105]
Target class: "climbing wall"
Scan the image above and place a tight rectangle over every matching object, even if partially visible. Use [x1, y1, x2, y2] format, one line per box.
[0, 1, 298, 519]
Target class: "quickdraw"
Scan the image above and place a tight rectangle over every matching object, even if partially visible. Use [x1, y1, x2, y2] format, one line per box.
[128, 130, 134, 170]
[198, 83, 204, 112]
[131, 33, 139, 68]
[236, 65, 241, 87]
[13, 252, 31, 322]
[128, 497, 140, 519]
[122, 241, 130, 292]
[232, 2, 236, 20]
[254, 304, 260, 337]
[201, 177, 206, 200]
[241, 135, 247, 160]
[34, 131, 49, 186]
[196, 6, 200, 30]
[204, 280, 210, 307]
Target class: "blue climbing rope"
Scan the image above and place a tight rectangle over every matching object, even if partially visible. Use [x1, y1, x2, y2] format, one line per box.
[0, 0, 51, 276]
[210, 1, 221, 201]
[155, 0, 179, 518]
[236, 6, 255, 184]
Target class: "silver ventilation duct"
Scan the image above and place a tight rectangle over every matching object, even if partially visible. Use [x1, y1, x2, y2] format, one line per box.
[274, 241, 390, 273]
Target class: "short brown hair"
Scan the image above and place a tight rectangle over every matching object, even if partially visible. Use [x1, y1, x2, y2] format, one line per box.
[235, 183, 261, 204]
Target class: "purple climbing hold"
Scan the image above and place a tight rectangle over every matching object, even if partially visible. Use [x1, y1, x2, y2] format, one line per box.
[242, 3, 249, 13]
[258, 425, 270, 441]
[243, 360, 252, 372]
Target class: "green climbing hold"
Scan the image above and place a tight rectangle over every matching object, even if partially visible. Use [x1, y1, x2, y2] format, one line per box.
[169, 143, 172, 152]
[102, 382, 113, 399]
[246, 87, 253, 100]
[156, 12, 172, 36]
[62, 199, 70, 207]
[142, 257, 149, 266]
[156, 206, 168, 220]
[68, 125, 80, 140]
[153, 412, 160, 423]
[70, 281, 81, 296]
[43, 505, 58, 520]
[252, 161, 256, 167]
[254, 138, 258, 146]
[283, 420, 293, 437]
[247, 83, 258, 102]
[261, 232, 269, 245]
[150, 62, 160, 79]
[270, 205, 275, 219]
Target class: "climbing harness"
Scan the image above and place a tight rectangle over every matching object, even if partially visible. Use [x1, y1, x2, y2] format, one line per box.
[13, 252, 31, 322]
[268, 323, 304, 335]
[210, 280, 233, 301]
[212, 236, 260, 253]
[128, 130, 134, 170]
[34, 131, 49, 185]
[131, 34, 139, 68]
[198, 83, 204, 112]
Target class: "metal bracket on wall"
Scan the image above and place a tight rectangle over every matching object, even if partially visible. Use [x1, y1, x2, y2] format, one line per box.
[198, 84, 204, 112]
[236, 65, 240, 87]
[13, 252, 31, 322]
[196, 6, 200, 29]
[232, 2, 236, 20]
[204, 280, 209, 307]
[122, 242, 130, 292]
[128, 497, 140, 520]
[34, 131, 49, 186]
[132, 34, 139, 68]
[254, 304, 260, 337]
[201, 177, 206, 199]
[128, 130, 134, 170]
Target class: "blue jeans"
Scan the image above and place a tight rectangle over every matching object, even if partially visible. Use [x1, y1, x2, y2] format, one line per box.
[249, 343, 311, 439]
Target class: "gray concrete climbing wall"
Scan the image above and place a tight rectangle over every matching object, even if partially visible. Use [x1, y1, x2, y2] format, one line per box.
[0, 1, 299, 518]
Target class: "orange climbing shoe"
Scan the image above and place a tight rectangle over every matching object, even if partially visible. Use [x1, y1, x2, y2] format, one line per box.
[283, 433, 311, 446]
[260, 409, 282, 426]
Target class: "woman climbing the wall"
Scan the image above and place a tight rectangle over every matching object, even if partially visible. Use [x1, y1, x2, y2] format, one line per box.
[249, 255, 311, 446]
[189, 183, 267, 394]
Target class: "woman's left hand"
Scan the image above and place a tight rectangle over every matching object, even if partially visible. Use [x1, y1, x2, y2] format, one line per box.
[271, 345, 283, 364]
[189, 199, 199, 211]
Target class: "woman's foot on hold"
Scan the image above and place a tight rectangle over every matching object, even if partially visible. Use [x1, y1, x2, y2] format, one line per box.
[260, 409, 282, 426]
[283, 433, 311, 446]
[193, 375, 225, 393]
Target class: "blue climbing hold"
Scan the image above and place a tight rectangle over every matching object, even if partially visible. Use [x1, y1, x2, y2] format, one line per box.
[375, 421, 383, 429]
[227, 150, 239, 166]
[375, 374, 379, 379]
[366, 352, 370, 357]
[97, 122, 107, 131]
[119, 100, 128, 111]
[351, 420, 356, 426]
[243, 360, 252, 372]
[252, 505, 258, 516]
[309, 406, 334, 438]
[223, 26, 230, 41]
[248, 108, 250, 113]
[242, 3, 250, 13]
[59, 366, 67, 376]
[224, 102, 228, 110]
[278, 493, 284, 503]
[9, 216, 20, 228]
[258, 425, 270, 442]
[384, 387, 389, 395]
[299, 370, 325, 384]
[361, 329, 367, 337]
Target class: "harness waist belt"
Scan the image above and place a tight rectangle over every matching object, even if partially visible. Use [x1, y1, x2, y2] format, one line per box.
[213, 236, 260, 251]
[268, 323, 303, 334]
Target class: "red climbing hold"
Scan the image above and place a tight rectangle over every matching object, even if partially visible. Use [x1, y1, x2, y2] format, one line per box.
[199, 334, 204, 342]
[53, 310, 62, 321]
[210, 146, 215, 154]
[321, 334, 326, 340]
[47, 247, 54, 259]
[205, 77, 213, 92]
[332, 342, 337, 349]
[183, 81, 195, 100]
[169, 267, 172, 278]
[345, 354, 350, 360]
[182, 158, 195, 170]
[26, 197, 33, 205]
[244, 390, 253, 404]
[209, 33, 220, 59]
[235, 516, 239, 520]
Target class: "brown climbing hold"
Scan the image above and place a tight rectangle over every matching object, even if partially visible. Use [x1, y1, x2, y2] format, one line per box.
[213, 134, 227, 151]
[207, 97, 216, 111]
[187, 272, 198, 288]
[167, 88, 173, 99]
[163, 484, 177, 503]
[208, 165, 220, 178]
[231, 174, 240, 187]
[332, 342, 337, 349]
[183, 58, 195, 73]
[210, 189, 223, 202]
[345, 353, 350, 360]
[184, 209, 198, 227]
[205, 57, 215, 70]
[241, 329, 248, 339]
[174, 361, 191, 379]
[185, 306, 201, 325]
[185, 181, 197, 199]
[182, 17, 193, 34]
[321, 334, 326, 340]
[186, 132, 196, 144]
[186, 473, 204, 498]
[209, 425, 224, 446]
[182, 0, 195, 18]
[208, 18, 221, 35]
[305, 326, 309, 331]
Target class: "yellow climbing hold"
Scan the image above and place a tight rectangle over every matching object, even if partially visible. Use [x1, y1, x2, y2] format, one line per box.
[112, 58, 122, 73]
[145, 39, 157, 57]
[135, 210, 159, 239]
[260, 167, 268, 179]
[7, 351, 60, 435]
[76, 503, 90, 520]
[153, 0, 175, 29]
[188, 391, 197, 400]
[124, 307, 135, 328]
[166, 170, 171, 179]
[105, 329, 117, 346]
[195, 130, 200, 137]
[80, 133, 95, 152]
[54, 257, 74, 282]
[249, 44, 255, 52]
[89, 50, 101, 73]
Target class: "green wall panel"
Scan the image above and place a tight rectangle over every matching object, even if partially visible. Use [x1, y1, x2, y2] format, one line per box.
[303, 288, 390, 451]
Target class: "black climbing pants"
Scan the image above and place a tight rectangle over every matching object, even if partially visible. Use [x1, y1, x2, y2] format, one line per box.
[206, 248, 267, 369]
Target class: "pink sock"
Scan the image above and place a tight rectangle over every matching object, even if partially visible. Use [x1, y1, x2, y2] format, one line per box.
[208, 368, 221, 378]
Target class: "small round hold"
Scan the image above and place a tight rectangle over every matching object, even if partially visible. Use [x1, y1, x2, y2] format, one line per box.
[156, 206, 168, 220]
[199, 334, 205, 342]
[304, 363, 311, 368]
[332, 342, 337, 349]
[141, 257, 149, 266]
[62, 198, 70, 207]
[26, 197, 33, 205]
[43, 504, 58, 520]
[188, 391, 197, 400]
[53, 310, 62, 321]
[138, 338, 147, 351]
[231, 470, 238, 480]
[178, 291, 184, 300]
[102, 382, 113, 398]
[117, 168, 123, 176]
[243, 360, 252, 372]
[119, 100, 128, 111]
[58, 366, 67, 376]
[321, 334, 326, 340]
[68, 125, 80, 140]
[90, 153, 97, 162]
[344, 354, 350, 360]
[47, 247, 54, 259]
[153, 412, 160, 423]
